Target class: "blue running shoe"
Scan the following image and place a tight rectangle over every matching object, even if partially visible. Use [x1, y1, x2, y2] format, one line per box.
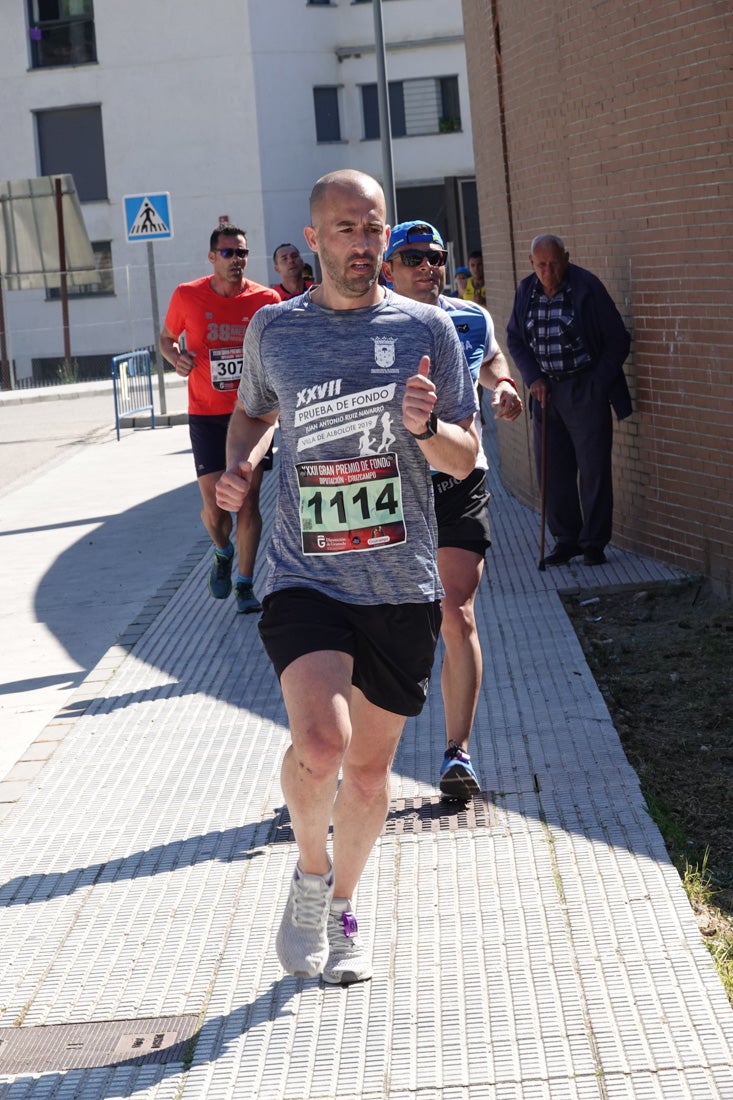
[439, 743, 481, 802]
[235, 581, 262, 615]
[208, 543, 233, 599]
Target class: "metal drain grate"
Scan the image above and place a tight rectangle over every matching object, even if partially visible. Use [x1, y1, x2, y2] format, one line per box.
[383, 793, 498, 834]
[271, 793, 497, 843]
[0, 1014, 200, 1074]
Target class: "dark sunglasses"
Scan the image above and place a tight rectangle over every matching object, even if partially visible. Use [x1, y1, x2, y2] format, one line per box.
[394, 248, 447, 268]
[215, 247, 249, 259]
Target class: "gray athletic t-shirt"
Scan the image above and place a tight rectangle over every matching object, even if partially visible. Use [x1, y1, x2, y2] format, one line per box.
[238, 287, 477, 605]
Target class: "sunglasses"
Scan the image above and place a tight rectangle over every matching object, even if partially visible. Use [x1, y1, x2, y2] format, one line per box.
[215, 247, 249, 259]
[394, 248, 447, 268]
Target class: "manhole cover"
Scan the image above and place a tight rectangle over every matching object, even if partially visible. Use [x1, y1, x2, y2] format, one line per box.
[0, 1014, 200, 1073]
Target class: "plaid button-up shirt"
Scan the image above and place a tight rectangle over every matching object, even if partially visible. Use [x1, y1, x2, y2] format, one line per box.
[525, 283, 593, 376]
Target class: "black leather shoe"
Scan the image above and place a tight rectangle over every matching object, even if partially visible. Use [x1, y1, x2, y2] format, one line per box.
[543, 543, 582, 566]
[583, 547, 607, 566]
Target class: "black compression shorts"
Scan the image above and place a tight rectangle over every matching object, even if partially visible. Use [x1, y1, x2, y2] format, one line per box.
[432, 467, 491, 556]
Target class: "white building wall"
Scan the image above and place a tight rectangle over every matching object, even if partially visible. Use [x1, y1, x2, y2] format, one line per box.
[1, 0, 475, 383]
[248, 0, 475, 258]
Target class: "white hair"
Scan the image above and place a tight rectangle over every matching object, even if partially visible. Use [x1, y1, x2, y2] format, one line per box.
[530, 233, 566, 254]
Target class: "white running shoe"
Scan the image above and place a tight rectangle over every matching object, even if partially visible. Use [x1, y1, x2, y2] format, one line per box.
[322, 899, 373, 985]
[276, 863, 334, 978]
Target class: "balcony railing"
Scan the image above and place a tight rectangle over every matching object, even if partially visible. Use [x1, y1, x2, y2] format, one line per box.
[30, 16, 97, 68]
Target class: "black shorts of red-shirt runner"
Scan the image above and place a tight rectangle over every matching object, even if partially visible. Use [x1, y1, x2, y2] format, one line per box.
[189, 413, 274, 478]
[432, 467, 491, 556]
[259, 587, 442, 717]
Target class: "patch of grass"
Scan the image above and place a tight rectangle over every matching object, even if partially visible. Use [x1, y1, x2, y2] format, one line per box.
[683, 849, 714, 908]
[682, 851, 733, 1005]
[644, 792, 733, 1007]
[706, 933, 733, 1005]
[644, 793, 693, 863]
[643, 794, 733, 1008]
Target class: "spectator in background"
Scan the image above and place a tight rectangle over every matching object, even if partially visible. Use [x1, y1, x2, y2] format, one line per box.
[506, 233, 632, 567]
[272, 242, 314, 300]
[453, 265, 470, 299]
[462, 250, 486, 307]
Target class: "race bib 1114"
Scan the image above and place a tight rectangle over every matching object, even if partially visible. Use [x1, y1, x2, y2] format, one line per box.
[296, 453, 405, 555]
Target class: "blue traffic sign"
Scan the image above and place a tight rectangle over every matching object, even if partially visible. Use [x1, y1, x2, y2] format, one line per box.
[123, 192, 173, 242]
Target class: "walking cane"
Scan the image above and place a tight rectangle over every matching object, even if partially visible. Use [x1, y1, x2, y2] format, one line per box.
[538, 395, 548, 571]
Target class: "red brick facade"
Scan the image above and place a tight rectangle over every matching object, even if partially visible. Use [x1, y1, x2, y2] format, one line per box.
[461, 0, 733, 595]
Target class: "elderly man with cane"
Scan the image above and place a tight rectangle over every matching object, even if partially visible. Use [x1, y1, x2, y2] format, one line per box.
[507, 234, 632, 567]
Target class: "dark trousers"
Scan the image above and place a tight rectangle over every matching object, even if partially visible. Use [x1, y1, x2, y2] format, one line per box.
[532, 375, 614, 550]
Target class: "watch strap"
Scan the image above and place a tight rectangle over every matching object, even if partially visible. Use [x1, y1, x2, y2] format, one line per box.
[410, 412, 438, 440]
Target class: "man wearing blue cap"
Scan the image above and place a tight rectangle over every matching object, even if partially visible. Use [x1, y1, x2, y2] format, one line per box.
[453, 266, 470, 298]
[383, 220, 523, 802]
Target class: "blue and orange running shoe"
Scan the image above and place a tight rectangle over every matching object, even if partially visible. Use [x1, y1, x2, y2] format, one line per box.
[439, 743, 481, 802]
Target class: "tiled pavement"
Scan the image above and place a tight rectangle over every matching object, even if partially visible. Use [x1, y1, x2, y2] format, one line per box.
[0, 412, 731, 1099]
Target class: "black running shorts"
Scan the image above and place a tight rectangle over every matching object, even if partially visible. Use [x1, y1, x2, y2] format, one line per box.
[258, 587, 442, 717]
[189, 413, 274, 478]
[432, 467, 491, 556]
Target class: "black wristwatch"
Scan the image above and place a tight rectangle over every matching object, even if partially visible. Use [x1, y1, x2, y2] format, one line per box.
[410, 412, 438, 440]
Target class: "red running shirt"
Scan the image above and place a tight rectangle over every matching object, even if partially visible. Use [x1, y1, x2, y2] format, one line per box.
[164, 276, 280, 415]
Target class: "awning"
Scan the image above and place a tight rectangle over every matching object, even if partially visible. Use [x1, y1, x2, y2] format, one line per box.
[0, 174, 96, 291]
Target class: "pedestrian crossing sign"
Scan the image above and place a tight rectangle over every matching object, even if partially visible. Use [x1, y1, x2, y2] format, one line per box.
[123, 192, 173, 242]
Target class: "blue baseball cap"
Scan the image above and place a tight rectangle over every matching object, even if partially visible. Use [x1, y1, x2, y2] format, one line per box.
[385, 220, 445, 260]
[455, 266, 470, 276]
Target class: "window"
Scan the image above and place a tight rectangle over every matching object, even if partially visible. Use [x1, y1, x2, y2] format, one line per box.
[361, 82, 406, 140]
[28, 0, 96, 68]
[438, 76, 461, 133]
[313, 86, 342, 143]
[36, 105, 108, 201]
[361, 76, 461, 139]
[395, 185, 447, 234]
[47, 241, 114, 300]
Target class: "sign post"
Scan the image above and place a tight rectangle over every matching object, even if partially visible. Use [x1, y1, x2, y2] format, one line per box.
[123, 192, 173, 414]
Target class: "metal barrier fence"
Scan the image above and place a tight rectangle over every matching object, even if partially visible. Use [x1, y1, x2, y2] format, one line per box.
[111, 349, 155, 441]
[12, 372, 111, 390]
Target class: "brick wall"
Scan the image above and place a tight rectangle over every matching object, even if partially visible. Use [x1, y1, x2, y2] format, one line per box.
[461, 0, 733, 595]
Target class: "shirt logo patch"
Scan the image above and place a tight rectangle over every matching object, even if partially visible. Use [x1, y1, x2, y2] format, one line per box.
[372, 336, 396, 369]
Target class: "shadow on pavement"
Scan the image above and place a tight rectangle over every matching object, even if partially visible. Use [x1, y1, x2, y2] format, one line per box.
[32, 481, 202, 674]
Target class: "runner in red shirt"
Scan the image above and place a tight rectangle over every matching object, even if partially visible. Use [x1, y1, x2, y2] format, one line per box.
[159, 224, 280, 613]
[271, 242, 314, 301]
